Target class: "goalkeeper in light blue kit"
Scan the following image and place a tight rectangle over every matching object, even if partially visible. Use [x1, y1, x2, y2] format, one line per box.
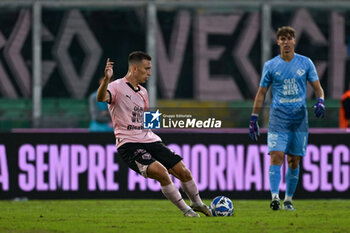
[249, 26, 325, 211]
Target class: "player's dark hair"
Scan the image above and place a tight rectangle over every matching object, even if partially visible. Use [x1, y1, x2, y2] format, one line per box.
[128, 51, 151, 66]
[276, 26, 296, 39]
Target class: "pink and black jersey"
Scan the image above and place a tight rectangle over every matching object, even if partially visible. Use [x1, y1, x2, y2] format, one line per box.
[107, 77, 161, 147]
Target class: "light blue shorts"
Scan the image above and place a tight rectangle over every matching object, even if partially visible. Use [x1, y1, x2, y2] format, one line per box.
[267, 107, 309, 156]
[267, 131, 308, 156]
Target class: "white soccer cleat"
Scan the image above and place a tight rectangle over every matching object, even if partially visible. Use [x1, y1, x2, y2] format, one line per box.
[190, 203, 213, 217]
[183, 209, 200, 217]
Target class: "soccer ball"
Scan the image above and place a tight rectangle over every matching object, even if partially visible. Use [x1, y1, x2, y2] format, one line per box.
[210, 196, 234, 216]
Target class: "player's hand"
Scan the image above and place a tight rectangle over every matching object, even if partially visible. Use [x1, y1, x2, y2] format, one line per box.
[105, 58, 114, 80]
[249, 114, 260, 141]
[312, 97, 325, 118]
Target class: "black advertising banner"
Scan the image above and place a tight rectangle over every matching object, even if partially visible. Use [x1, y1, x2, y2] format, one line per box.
[0, 131, 349, 199]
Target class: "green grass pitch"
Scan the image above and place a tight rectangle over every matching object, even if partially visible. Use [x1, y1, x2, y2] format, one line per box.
[0, 199, 349, 233]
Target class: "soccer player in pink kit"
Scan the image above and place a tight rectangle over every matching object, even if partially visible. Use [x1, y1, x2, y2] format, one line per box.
[97, 51, 211, 217]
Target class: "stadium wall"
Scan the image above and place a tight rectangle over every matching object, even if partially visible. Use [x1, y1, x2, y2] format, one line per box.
[1, 1, 350, 130]
[0, 130, 349, 199]
[1, 3, 350, 100]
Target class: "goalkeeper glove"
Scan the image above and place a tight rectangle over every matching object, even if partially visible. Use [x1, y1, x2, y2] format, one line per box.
[249, 114, 260, 141]
[312, 97, 325, 118]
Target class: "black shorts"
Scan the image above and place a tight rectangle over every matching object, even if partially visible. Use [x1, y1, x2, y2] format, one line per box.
[117, 141, 183, 176]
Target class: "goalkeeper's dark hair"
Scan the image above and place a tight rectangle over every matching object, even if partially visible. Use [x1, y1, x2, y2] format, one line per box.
[276, 26, 296, 39]
[128, 51, 151, 66]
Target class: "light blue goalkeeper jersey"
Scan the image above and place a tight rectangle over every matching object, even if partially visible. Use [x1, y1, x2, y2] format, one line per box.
[260, 53, 319, 129]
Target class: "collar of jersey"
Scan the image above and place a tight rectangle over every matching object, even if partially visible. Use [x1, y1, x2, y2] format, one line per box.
[126, 82, 140, 92]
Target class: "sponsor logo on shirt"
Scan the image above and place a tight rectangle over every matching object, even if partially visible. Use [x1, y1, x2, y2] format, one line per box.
[127, 125, 143, 130]
[279, 98, 302, 103]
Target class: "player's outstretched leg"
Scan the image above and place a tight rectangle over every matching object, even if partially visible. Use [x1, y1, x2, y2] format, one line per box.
[269, 165, 282, 210]
[161, 183, 200, 217]
[148, 161, 199, 217]
[180, 180, 212, 216]
[283, 165, 299, 211]
[169, 161, 211, 216]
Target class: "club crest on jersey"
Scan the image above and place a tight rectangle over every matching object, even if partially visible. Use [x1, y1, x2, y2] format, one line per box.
[143, 110, 162, 129]
[297, 69, 305, 76]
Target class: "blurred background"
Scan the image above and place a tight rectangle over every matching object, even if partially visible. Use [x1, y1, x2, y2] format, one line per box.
[1, 0, 349, 132]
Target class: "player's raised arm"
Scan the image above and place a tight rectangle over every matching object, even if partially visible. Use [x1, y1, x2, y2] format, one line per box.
[97, 58, 114, 103]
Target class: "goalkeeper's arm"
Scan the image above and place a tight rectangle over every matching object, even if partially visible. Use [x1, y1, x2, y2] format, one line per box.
[310, 80, 325, 118]
[249, 86, 268, 141]
[251, 87, 268, 115]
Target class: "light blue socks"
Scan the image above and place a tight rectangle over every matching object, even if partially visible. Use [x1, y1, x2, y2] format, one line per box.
[286, 166, 300, 198]
[269, 165, 281, 198]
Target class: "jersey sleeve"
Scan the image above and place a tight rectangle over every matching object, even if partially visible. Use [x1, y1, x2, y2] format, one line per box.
[107, 81, 118, 104]
[259, 62, 272, 87]
[307, 58, 319, 82]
